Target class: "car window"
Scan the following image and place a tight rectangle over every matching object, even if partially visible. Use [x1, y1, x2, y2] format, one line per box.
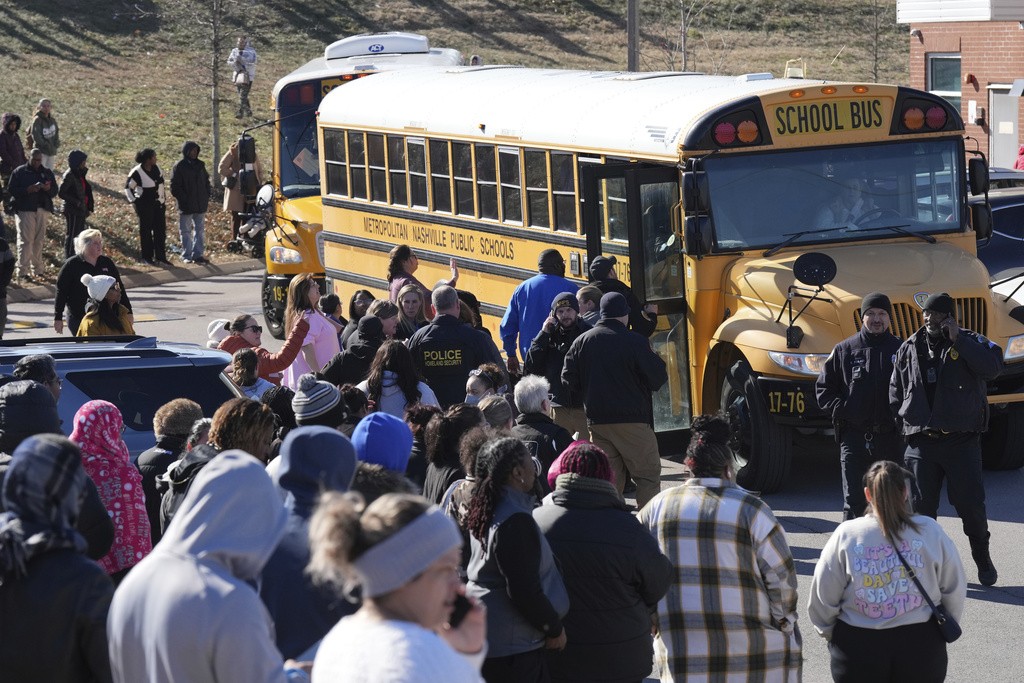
[992, 203, 1024, 238]
[66, 366, 236, 430]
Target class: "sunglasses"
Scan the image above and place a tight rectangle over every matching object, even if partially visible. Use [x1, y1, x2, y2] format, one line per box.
[245, 324, 263, 333]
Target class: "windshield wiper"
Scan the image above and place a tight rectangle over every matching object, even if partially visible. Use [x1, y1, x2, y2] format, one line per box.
[762, 226, 850, 257]
[850, 224, 936, 244]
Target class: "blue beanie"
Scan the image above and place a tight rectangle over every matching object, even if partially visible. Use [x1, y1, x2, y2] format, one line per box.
[351, 412, 414, 473]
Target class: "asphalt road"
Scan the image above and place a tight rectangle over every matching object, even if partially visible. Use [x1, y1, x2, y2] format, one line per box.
[8, 269, 1023, 682]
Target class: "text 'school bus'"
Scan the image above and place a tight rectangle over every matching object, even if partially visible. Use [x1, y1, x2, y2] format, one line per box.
[314, 65, 1024, 492]
[260, 33, 463, 338]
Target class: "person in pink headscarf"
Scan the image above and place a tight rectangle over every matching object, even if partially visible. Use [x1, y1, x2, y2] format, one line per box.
[71, 400, 152, 585]
[1015, 144, 1024, 171]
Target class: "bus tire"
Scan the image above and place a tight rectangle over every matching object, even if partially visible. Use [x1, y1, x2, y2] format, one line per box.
[262, 273, 286, 340]
[981, 403, 1024, 470]
[721, 360, 793, 493]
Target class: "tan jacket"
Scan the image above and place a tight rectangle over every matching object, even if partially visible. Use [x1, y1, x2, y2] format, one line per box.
[218, 146, 263, 213]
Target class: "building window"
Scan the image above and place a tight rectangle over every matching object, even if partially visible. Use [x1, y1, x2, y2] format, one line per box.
[927, 53, 961, 112]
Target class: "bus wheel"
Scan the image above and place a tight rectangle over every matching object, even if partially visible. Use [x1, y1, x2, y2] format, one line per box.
[981, 403, 1024, 470]
[721, 360, 793, 493]
[262, 273, 285, 340]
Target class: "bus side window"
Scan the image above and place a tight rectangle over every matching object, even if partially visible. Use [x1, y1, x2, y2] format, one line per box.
[603, 176, 628, 241]
[429, 139, 452, 213]
[348, 132, 367, 200]
[453, 142, 474, 216]
[368, 134, 386, 203]
[641, 182, 683, 300]
[476, 144, 498, 220]
[499, 147, 523, 224]
[525, 150, 550, 228]
[324, 129, 347, 196]
[409, 139, 428, 209]
[552, 152, 577, 232]
[388, 135, 408, 206]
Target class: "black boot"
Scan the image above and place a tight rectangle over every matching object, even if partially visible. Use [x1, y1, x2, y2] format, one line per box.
[969, 535, 998, 586]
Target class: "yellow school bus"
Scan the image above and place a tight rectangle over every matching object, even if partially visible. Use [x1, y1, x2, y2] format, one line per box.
[260, 33, 463, 338]
[315, 65, 1024, 491]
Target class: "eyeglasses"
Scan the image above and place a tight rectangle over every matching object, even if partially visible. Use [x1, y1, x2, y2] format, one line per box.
[245, 324, 263, 333]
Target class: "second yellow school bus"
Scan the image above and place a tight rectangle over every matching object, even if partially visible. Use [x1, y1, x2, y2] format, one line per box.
[315, 65, 1024, 492]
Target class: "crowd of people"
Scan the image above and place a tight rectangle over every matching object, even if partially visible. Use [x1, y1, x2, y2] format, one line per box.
[0, 237, 990, 682]
[0, 36, 261, 339]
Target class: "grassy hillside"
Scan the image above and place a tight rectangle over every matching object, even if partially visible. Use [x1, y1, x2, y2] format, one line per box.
[0, 0, 907, 280]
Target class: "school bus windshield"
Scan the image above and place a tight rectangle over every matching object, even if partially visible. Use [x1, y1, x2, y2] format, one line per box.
[276, 82, 321, 198]
[703, 138, 964, 251]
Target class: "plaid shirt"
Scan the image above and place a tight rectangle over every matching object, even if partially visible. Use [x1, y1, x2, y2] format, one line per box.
[638, 478, 802, 683]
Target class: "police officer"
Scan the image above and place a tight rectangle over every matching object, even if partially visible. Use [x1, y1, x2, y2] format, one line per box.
[816, 292, 904, 520]
[889, 292, 1003, 586]
[407, 285, 504, 409]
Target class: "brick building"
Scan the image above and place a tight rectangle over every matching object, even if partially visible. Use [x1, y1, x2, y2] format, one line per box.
[898, 1, 1024, 167]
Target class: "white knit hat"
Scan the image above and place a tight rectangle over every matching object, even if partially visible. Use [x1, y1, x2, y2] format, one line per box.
[206, 319, 231, 349]
[80, 273, 116, 301]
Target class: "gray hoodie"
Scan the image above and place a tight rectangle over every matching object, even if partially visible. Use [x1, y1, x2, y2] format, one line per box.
[107, 450, 290, 683]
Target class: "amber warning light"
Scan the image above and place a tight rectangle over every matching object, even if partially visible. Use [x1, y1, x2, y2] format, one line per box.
[902, 105, 947, 131]
[713, 118, 761, 146]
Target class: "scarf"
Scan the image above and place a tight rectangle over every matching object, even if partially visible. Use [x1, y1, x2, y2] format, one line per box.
[70, 400, 152, 574]
[0, 435, 88, 584]
[555, 472, 622, 499]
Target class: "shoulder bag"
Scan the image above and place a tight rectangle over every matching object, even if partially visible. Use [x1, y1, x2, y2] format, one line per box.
[893, 544, 962, 643]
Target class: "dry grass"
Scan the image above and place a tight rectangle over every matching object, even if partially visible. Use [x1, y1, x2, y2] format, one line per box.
[0, 0, 908, 284]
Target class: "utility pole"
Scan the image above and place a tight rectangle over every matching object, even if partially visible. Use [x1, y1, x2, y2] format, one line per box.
[628, 0, 639, 71]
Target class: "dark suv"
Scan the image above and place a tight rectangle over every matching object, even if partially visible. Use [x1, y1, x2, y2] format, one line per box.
[0, 336, 239, 456]
[975, 187, 1024, 281]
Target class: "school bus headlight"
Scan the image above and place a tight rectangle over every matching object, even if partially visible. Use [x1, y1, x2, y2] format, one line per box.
[1004, 334, 1024, 360]
[768, 351, 828, 376]
[269, 246, 303, 264]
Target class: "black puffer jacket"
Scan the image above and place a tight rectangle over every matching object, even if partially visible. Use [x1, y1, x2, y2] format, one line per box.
[523, 319, 591, 407]
[169, 141, 211, 214]
[890, 327, 1004, 435]
[533, 479, 673, 683]
[562, 319, 668, 425]
[135, 434, 187, 546]
[816, 328, 902, 430]
[593, 278, 657, 337]
[510, 412, 573, 488]
[158, 443, 220, 533]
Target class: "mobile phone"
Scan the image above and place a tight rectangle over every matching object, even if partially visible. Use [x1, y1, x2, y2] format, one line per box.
[448, 594, 472, 628]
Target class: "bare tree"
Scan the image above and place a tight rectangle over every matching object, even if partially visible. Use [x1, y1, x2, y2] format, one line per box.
[160, 0, 252, 176]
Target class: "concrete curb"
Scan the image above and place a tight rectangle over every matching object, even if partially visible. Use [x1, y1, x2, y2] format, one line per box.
[7, 258, 264, 304]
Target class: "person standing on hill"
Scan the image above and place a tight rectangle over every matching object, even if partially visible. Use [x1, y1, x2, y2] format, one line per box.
[29, 99, 59, 171]
[0, 114, 27, 192]
[8, 149, 57, 282]
[227, 35, 258, 119]
[58, 149, 94, 258]
[499, 249, 578, 375]
[218, 140, 263, 240]
[125, 148, 168, 266]
[171, 141, 211, 265]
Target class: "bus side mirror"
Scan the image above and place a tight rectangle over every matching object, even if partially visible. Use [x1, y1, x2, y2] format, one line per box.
[684, 215, 712, 256]
[972, 202, 992, 240]
[968, 157, 989, 196]
[682, 171, 709, 213]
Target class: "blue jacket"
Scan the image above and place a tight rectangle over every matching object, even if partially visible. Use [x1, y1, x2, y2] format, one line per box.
[261, 427, 358, 659]
[500, 273, 578, 359]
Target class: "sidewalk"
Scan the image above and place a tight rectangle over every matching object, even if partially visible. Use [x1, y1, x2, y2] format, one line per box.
[7, 258, 264, 304]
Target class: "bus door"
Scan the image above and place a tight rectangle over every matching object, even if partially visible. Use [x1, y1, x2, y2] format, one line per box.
[581, 163, 692, 440]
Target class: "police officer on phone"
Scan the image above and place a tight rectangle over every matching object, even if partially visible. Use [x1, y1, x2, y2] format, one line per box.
[889, 292, 1003, 586]
[816, 292, 904, 520]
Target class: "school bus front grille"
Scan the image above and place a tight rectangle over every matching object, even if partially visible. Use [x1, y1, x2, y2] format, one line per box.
[853, 297, 987, 340]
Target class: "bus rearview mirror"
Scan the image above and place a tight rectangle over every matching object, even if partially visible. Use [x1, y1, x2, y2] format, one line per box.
[972, 202, 992, 240]
[684, 215, 712, 255]
[968, 157, 988, 196]
[682, 171, 709, 213]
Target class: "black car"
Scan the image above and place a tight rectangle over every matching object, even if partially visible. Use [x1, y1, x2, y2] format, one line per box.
[975, 187, 1024, 281]
[0, 336, 239, 456]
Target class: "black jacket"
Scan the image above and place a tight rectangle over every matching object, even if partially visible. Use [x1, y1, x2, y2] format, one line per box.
[593, 278, 657, 337]
[8, 161, 57, 212]
[562, 319, 668, 425]
[890, 327, 1004, 435]
[59, 161, 94, 218]
[54, 255, 132, 336]
[523, 319, 591, 407]
[320, 337, 381, 387]
[533, 482, 672, 683]
[0, 548, 114, 683]
[511, 412, 574, 487]
[816, 328, 902, 430]
[158, 443, 219, 533]
[169, 142, 211, 214]
[407, 314, 505, 408]
[0, 238, 13, 298]
[135, 434, 187, 546]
